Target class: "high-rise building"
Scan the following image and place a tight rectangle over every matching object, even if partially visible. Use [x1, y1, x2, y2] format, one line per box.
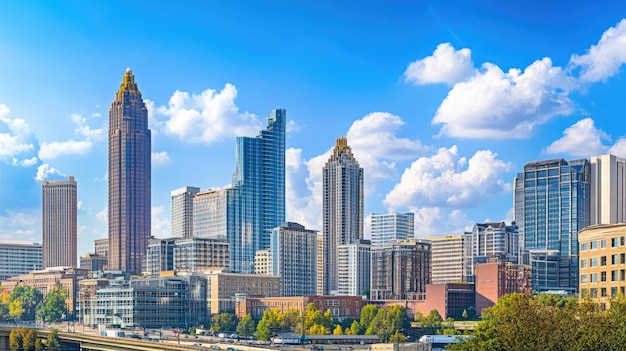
[42, 176, 77, 268]
[337, 239, 371, 296]
[426, 234, 467, 284]
[108, 68, 152, 274]
[475, 257, 531, 315]
[231, 108, 285, 273]
[94, 238, 109, 258]
[171, 186, 200, 238]
[320, 137, 363, 295]
[514, 158, 590, 293]
[268, 222, 318, 297]
[590, 154, 626, 225]
[464, 222, 519, 281]
[371, 212, 414, 246]
[0, 240, 42, 281]
[370, 239, 431, 300]
[193, 187, 236, 240]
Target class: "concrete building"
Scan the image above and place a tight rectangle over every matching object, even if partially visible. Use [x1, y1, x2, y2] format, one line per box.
[254, 249, 271, 275]
[144, 237, 176, 277]
[94, 238, 108, 258]
[590, 154, 626, 225]
[475, 257, 531, 315]
[337, 239, 370, 296]
[235, 295, 363, 320]
[579, 223, 626, 308]
[370, 240, 431, 300]
[426, 235, 467, 284]
[514, 158, 591, 293]
[320, 137, 363, 295]
[231, 108, 286, 273]
[465, 222, 519, 281]
[143, 237, 229, 277]
[193, 187, 236, 240]
[0, 240, 42, 281]
[204, 270, 280, 314]
[77, 274, 207, 328]
[269, 222, 318, 297]
[370, 212, 414, 246]
[79, 253, 108, 273]
[42, 176, 77, 268]
[171, 186, 200, 238]
[108, 68, 152, 275]
[2, 267, 89, 316]
[423, 283, 475, 320]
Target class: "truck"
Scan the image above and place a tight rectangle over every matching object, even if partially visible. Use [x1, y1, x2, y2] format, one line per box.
[106, 330, 126, 338]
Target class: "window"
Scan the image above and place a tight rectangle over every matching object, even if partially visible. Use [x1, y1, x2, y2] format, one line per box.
[612, 237, 619, 248]
[621, 253, 626, 264]
[601, 271, 607, 282]
[591, 288, 598, 297]
[581, 259, 588, 268]
[581, 274, 588, 283]
[591, 240, 598, 249]
[581, 242, 589, 251]
[601, 239, 607, 248]
[612, 270, 619, 282]
[591, 257, 598, 267]
[622, 236, 626, 246]
[581, 288, 588, 296]
[601, 256, 607, 266]
[591, 273, 598, 283]
[601, 288, 607, 297]
[612, 254, 619, 265]
[612, 287, 618, 297]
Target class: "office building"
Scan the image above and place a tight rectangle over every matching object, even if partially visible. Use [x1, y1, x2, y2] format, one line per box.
[173, 237, 229, 272]
[370, 212, 414, 246]
[269, 222, 318, 297]
[235, 295, 363, 320]
[80, 253, 108, 273]
[254, 249, 271, 275]
[193, 187, 236, 240]
[204, 270, 280, 314]
[474, 256, 531, 315]
[0, 240, 42, 281]
[579, 223, 626, 308]
[426, 235, 467, 284]
[590, 154, 626, 225]
[337, 239, 370, 296]
[514, 158, 590, 293]
[94, 238, 108, 258]
[231, 108, 285, 273]
[143, 237, 176, 277]
[171, 186, 200, 238]
[42, 176, 77, 268]
[465, 222, 519, 280]
[370, 239, 431, 300]
[108, 68, 152, 275]
[320, 137, 363, 295]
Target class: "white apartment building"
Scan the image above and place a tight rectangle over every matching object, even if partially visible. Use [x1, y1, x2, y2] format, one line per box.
[590, 154, 626, 225]
[171, 186, 200, 238]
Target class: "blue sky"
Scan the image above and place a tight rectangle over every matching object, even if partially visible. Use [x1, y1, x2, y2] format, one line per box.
[1, 1, 626, 259]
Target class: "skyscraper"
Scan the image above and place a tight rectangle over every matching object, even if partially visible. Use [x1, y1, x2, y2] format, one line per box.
[171, 186, 200, 238]
[42, 176, 77, 268]
[231, 108, 285, 273]
[320, 137, 363, 295]
[108, 68, 152, 274]
[370, 212, 414, 246]
[590, 154, 626, 225]
[514, 158, 590, 293]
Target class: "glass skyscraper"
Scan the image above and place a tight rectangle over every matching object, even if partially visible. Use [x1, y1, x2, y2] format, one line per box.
[320, 137, 363, 295]
[230, 108, 285, 273]
[108, 68, 152, 275]
[514, 158, 590, 293]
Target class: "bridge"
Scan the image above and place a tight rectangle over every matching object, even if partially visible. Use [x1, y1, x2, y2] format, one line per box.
[0, 326, 210, 351]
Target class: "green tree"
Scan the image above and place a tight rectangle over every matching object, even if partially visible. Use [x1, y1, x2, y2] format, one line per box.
[9, 326, 38, 351]
[257, 308, 283, 341]
[345, 320, 361, 335]
[35, 337, 43, 351]
[211, 312, 238, 333]
[420, 309, 443, 335]
[47, 329, 61, 350]
[9, 299, 25, 321]
[236, 314, 257, 337]
[359, 304, 378, 331]
[333, 325, 343, 335]
[9, 286, 43, 321]
[366, 305, 410, 342]
[47, 329, 61, 351]
[38, 286, 68, 323]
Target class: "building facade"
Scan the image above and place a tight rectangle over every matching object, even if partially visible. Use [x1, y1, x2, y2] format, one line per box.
[94, 238, 109, 258]
[590, 154, 626, 226]
[235, 295, 363, 320]
[173, 237, 229, 272]
[80, 253, 108, 273]
[231, 108, 286, 273]
[337, 239, 371, 296]
[579, 223, 626, 308]
[108, 68, 152, 275]
[426, 235, 467, 284]
[192, 187, 236, 240]
[465, 222, 519, 281]
[143, 238, 176, 277]
[269, 222, 318, 297]
[204, 271, 280, 314]
[370, 212, 414, 246]
[42, 176, 77, 268]
[474, 257, 532, 315]
[0, 240, 42, 281]
[370, 240, 431, 300]
[514, 158, 591, 293]
[320, 137, 363, 295]
[171, 186, 200, 238]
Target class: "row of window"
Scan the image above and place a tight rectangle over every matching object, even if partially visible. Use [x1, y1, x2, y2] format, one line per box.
[581, 236, 626, 251]
[581, 270, 626, 283]
[581, 286, 625, 298]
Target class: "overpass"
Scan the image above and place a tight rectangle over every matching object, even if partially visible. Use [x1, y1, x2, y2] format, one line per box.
[0, 326, 211, 351]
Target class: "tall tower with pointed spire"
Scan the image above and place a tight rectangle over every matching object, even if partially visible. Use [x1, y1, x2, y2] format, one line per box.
[319, 137, 363, 295]
[108, 68, 151, 274]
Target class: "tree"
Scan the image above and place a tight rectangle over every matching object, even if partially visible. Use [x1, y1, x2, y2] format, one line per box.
[345, 320, 360, 335]
[257, 308, 283, 341]
[211, 312, 238, 333]
[9, 326, 38, 351]
[47, 329, 61, 351]
[9, 286, 43, 321]
[38, 286, 68, 323]
[9, 299, 25, 321]
[419, 309, 443, 335]
[366, 305, 410, 342]
[333, 325, 343, 335]
[359, 304, 378, 331]
[236, 314, 257, 337]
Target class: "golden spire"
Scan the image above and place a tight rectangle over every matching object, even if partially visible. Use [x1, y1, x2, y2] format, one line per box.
[116, 67, 140, 100]
[333, 136, 352, 157]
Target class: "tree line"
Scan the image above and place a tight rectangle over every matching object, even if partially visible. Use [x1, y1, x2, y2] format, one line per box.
[0, 284, 69, 323]
[8, 327, 61, 351]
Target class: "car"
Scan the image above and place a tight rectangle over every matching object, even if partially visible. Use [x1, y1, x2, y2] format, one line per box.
[210, 345, 221, 350]
[333, 346, 341, 350]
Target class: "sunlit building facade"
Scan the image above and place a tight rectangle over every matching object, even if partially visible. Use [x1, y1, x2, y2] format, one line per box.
[171, 186, 200, 238]
[370, 212, 414, 246]
[42, 176, 77, 268]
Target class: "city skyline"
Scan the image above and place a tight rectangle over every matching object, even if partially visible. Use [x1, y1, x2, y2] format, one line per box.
[0, 2, 626, 259]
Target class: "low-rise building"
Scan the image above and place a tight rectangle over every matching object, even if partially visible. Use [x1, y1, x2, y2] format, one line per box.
[204, 270, 280, 314]
[235, 295, 363, 320]
[475, 256, 531, 315]
[0, 240, 42, 281]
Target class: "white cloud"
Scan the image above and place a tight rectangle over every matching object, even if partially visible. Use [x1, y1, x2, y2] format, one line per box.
[151, 151, 172, 166]
[0, 104, 35, 160]
[286, 120, 303, 134]
[570, 19, 626, 83]
[404, 43, 474, 85]
[384, 146, 512, 209]
[545, 118, 610, 156]
[12, 157, 38, 167]
[96, 207, 107, 223]
[38, 140, 93, 160]
[35, 164, 66, 181]
[151, 206, 171, 238]
[609, 138, 626, 159]
[153, 84, 263, 143]
[411, 207, 473, 238]
[72, 113, 105, 141]
[432, 58, 576, 139]
[0, 208, 40, 242]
